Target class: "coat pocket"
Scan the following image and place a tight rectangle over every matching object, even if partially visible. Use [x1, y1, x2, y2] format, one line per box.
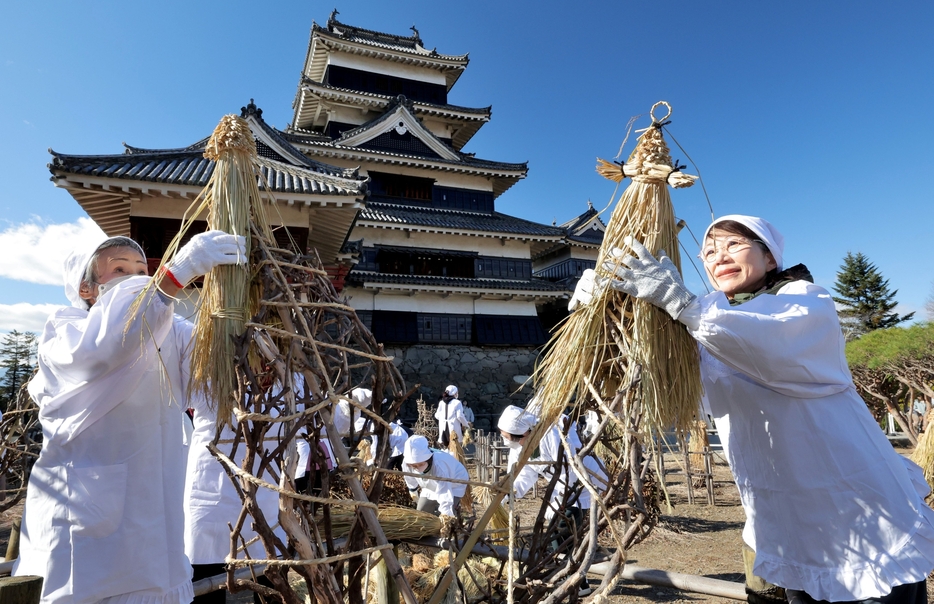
[67, 463, 128, 539]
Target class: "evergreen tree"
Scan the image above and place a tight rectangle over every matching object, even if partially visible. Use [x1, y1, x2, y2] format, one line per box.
[832, 252, 913, 340]
[0, 330, 37, 411]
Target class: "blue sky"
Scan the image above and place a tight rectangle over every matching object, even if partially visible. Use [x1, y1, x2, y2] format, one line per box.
[1, 1, 932, 330]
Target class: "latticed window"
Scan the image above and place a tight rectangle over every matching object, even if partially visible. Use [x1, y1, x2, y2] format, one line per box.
[418, 314, 472, 344]
[474, 257, 532, 281]
[473, 315, 546, 346]
[533, 258, 596, 281]
[368, 172, 434, 202]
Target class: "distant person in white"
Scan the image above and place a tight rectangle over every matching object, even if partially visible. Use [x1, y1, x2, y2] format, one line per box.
[15, 231, 244, 604]
[498, 404, 607, 519]
[434, 385, 469, 446]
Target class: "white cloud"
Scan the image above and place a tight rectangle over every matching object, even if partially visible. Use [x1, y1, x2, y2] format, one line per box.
[0, 303, 62, 333]
[0, 218, 106, 285]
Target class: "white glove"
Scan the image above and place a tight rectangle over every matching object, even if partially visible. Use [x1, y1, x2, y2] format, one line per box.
[166, 230, 246, 286]
[409, 489, 420, 503]
[568, 269, 606, 311]
[602, 236, 696, 320]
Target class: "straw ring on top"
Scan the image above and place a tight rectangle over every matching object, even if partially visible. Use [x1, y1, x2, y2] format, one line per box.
[650, 100, 672, 124]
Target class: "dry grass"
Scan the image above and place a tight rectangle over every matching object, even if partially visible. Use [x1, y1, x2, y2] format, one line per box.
[533, 118, 702, 446]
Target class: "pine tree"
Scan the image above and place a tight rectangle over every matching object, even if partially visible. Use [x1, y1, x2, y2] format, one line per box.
[832, 252, 914, 340]
[0, 330, 38, 412]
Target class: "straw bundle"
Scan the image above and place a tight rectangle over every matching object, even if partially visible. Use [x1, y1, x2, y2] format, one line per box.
[413, 552, 491, 603]
[190, 115, 272, 420]
[324, 505, 441, 541]
[533, 101, 702, 441]
[447, 436, 473, 513]
[688, 419, 709, 488]
[472, 485, 509, 542]
[134, 114, 273, 421]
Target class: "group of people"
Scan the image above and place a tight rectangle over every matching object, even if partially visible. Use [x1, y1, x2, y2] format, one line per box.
[14, 210, 934, 604]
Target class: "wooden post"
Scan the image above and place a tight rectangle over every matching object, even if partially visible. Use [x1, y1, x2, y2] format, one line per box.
[704, 447, 715, 505]
[5, 518, 21, 561]
[373, 547, 400, 604]
[683, 439, 695, 505]
[0, 576, 43, 604]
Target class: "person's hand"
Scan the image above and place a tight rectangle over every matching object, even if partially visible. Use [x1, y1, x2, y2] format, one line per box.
[166, 230, 246, 287]
[409, 489, 420, 503]
[603, 237, 696, 320]
[568, 269, 607, 311]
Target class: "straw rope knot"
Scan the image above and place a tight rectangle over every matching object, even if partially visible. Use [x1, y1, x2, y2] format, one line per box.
[204, 114, 258, 160]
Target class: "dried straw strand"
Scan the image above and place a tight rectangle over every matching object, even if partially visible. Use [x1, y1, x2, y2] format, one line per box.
[533, 103, 702, 443]
[189, 115, 273, 421]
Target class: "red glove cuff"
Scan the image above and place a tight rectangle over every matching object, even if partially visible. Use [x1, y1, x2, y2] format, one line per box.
[160, 267, 184, 288]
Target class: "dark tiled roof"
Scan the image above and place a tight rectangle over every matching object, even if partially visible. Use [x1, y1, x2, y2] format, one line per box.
[348, 270, 566, 292]
[50, 101, 368, 197]
[317, 18, 468, 62]
[567, 232, 604, 245]
[48, 149, 365, 197]
[335, 96, 450, 148]
[240, 101, 359, 179]
[358, 202, 565, 238]
[561, 205, 601, 231]
[287, 95, 523, 174]
[300, 78, 491, 118]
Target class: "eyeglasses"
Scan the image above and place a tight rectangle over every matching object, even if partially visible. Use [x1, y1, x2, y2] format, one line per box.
[698, 237, 764, 264]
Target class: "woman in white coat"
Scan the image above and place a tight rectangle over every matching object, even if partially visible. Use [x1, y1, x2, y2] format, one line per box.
[434, 385, 469, 447]
[15, 231, 244, 604]
[402, 435, 468, 517]
[578, 215, 934, 603]
[498, 405, 607, 519]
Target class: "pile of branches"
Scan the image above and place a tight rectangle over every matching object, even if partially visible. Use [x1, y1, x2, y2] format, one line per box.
[434, 371, 660, 604]
[209, 224, 420, 604]
[0, 381, 41, 515]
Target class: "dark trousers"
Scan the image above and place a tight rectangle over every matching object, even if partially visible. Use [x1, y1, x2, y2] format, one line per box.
[388, 454, 404, 471]
[786, 579, 927, 604]
[192, 563, 226, 604]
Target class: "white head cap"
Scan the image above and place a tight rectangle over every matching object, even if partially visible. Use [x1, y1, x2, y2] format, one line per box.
[497, 405, 537, 435]
[63, 235, 146, 309]
[351, 388, 373, 408]
[444, 385, 458, 398]
[703, 215, 784, 271]
[403, 435, 433, 464]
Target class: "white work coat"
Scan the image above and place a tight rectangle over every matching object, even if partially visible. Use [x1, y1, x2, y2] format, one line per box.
[183, 392, 284, 565]
[679, 280, 934, 601]
[508, 418, 607, 516]
[403, 449, 468, 516]
[333, 399, 363, 438]
[434, 398, 469, 441]
[16, 277, 194, 604]
[358, 420, 408, 465]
